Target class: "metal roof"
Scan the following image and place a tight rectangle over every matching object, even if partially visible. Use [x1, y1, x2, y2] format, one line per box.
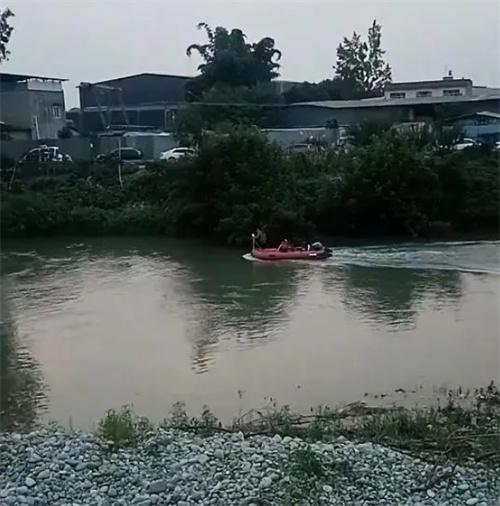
[0, 72, 67, 82]
[385, 79, 472, 91]
[90, 72, 193, 85]
[290, 93, 500, 110]
[449, 110, 500, 121]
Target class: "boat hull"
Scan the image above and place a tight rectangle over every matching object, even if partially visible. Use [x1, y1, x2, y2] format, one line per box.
[251, 248, 331, 261]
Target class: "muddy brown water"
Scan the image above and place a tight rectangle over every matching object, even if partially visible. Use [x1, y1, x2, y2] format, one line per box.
[1, 237, 498, 430]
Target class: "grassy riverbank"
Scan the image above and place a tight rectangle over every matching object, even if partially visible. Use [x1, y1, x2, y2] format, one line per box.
[1, 129, 499, 245]
[1, 388, 498, 506]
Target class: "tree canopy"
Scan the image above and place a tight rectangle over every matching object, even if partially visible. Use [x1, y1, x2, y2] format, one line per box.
[284, 20, 392, 103]
[334, 19, 392, 96]
[0, 7, 14, 63]
[186, 23, 282, 100]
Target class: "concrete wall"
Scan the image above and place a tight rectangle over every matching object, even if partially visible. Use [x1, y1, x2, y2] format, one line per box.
[264, 127, 337, 147]
[0, 90, 32, 129]
[97, 134, 178, 160]
[0, 88, 66, 139]
[29, 90, 66, 139]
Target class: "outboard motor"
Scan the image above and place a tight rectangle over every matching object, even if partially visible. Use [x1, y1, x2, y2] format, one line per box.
[311, 241, 324, 251]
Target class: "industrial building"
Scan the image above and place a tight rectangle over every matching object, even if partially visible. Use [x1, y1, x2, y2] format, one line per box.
[0, 72, 67, 140]
[78, 72, 299, 134]
[280, 77, 500, 133]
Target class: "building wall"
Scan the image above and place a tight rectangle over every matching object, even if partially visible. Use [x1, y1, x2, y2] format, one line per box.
[79, 74, 190, 109]
[29, 90, 66, 139]
[263, 127, 337, 147]
[279, 104, 412, 128]
[279, 98, 500, 128]
[0, 90, 32, 129]
[0, 87, 66, 139]
[384, 86, 470, 100]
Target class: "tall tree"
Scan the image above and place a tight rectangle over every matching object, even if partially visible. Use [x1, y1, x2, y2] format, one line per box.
[334, 20, 392, 96]
[0, 7, 14, 63]
[186, 23, 281, 99]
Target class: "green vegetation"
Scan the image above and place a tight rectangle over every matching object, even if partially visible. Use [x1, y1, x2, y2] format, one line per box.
[185, 22, 282, 100]
[96, 384, 500, 464]
[96, 405, 153, 451]
[1, 128, 498, 243]
[0, 7, 14, 63]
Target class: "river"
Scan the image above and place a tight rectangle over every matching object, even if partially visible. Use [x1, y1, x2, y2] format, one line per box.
[1, 237, 498, 430]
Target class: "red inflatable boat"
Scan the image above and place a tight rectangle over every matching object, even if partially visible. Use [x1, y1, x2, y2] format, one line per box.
[251, 247, 331, 261]
[250, 235, 332, 261]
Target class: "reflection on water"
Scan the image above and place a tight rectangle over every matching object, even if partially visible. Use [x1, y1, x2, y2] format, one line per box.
[334, 266, 462, 330]
[1, 237, 498, 429]
[0, 296, 47, 431]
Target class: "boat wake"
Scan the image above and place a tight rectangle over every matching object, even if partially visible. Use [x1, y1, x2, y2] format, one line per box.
[244, 241, 500, 275]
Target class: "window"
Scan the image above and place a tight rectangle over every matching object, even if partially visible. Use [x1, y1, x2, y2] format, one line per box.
[416, 91, 432, 98]
[443, 89, 462, 97]
[52, 105, 62, 118]
[389, 92, 406, 99]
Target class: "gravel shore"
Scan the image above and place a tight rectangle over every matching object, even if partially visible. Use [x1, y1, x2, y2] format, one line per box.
[0, 428, 498, 505]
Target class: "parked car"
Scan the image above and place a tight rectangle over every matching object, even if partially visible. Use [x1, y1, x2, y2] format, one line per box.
[18, 145, 73, 166]
[95, 148, 143, 164]
[451, 138, 478, 151]
[159, 147, 196, 161]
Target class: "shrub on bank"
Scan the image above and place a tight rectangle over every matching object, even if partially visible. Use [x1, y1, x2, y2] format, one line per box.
[1, 129, 498, 242]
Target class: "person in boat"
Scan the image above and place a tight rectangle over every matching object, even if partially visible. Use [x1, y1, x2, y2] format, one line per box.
[254, 228, 267, 248]
[278, 239, 290, 252]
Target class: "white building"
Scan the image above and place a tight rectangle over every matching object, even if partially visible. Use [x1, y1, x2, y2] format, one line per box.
[384, 73, 474, 100]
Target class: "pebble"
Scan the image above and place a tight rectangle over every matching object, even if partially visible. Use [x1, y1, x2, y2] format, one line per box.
[0, 428, 497, 506]
[147, 479, 168, 494]
[198, 453, 209, 465]
[25, 477, 36, 488]
[466, 499, 479, 506]
[259, 477, 272, 489]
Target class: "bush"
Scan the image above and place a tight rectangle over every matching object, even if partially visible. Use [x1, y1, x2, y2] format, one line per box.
[97, 405, 153, 451]
[1, 128, 498, 241]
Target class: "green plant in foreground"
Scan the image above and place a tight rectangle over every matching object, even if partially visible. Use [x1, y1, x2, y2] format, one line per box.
[97, 405, 153, 450]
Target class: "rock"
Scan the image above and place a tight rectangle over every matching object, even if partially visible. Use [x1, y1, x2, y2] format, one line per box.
[37, 470, 50, 480]
[259, 477, 272, 489]
[197, 453, 209, 465]
[323, 485, 334, 494]
[147, 480, 168, 494]
[214, 449, 224, 459]
[458, 483, 470, 491]
[466, 499, 479, 506]
[133, 494, 151, 504]
[271, 434, 282, 443]
[24, 477, 36, 488]
[426, 489, 435, 498]
[108, 487, 117, 497]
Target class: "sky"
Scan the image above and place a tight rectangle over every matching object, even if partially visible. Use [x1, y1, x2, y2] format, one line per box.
[2, 0, 499, 108]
